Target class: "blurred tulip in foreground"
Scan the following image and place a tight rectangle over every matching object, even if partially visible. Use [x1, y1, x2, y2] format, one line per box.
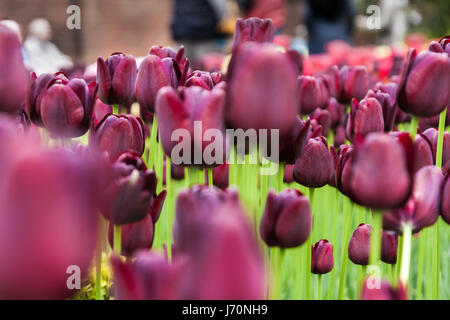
[232, 17, 275, 52]
[360, 279, 407, 300]
[442, 173, 450, 224]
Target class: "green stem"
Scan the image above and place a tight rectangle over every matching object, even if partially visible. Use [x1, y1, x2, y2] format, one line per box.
[148, 115, 158, 170]
[409, 116, 419, 141]
[369, 210, 382, 266]
[338, 200, 353, 300]
[416, 232, 425, 299]
[278, 163, 284, 192]
[113, 225, 121, 254]
[276, 249, 285, 299]
[207, 168, 213, 186]
[399, 223, 412, 285]
[306, 188, 315, 300]
[436, 107, 447, 168]
[317, 274, 322, 300]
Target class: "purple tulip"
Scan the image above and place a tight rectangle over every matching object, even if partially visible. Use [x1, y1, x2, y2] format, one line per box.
[185, 70, 218, 90]
[156, 86, 226, 167]
[365, 87, 397, 132]
[428, 36, 450, 56]
[283, 164, 295, 183]
[101, 151, 166, 225]
[346, 97, 384, 141]
[227, 42, 298, 135]
[39, 73, 98, 138]
[325, 97, 345, 129]
[97, 52, 137, 108]
[321, 66, 341, 99]
[260, 189, 311, 248]
[333, 124, 347, 147]
[360, 279, 407, 300]
[383, 165, 443, 233]
[349, 133, 411, 210]
[91, 113, 145, 161]
[0, 141, 100, 299]
[0, 25, 28, 114]
[135, 54, 180, 121]
[442, 172, 450, 224]
[422, 128, 450, 169]
[381, 230, 398, 264]
[298, 75, 329, 115]
[311, 108, 332, 137]
[294, 136, 334, 188]
[311, 239, 334, 274]
[412, 133, 434, 173]
[330, 144, 353, 196]
[93, 98, 112, 125]
[213, 163, 229, 190]
[232, 17, 275, 52]
[397, 49, 450, 117]
[278, 117, 311, 164]
[26, 72, 59, 126]
[339, 65, 370, 104]
[348, 223, 371, 265]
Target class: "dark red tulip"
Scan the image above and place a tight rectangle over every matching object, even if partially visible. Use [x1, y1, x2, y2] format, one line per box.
[101, 151, 166, 225]
[213, 163, 229, 190]
[149, 45, 185, 64]
[108, 213, 155, 257]
[330, 144, 353, 196]
[39, 73, 98, 137]
[180, 192, 264, 299]
[349, 133, 411, 210]
[340, 65, 370, 104]
[93, 98, 112, 125]
[412, 133, 434, 174]
[346, 97, 384, 141]
[422, 128, 450, 169]
[325, 97, 345, 129]
[91, 113, 145, 161]
[360, 278, 407, 300]
[298, 75, 329, 115]
[397, 49, 450, 117]
[311, 239, 334, 274]
[348, 223, 371, 265]
[365, 87, 397, 132]
[321, 66, 341, 99]
[232, 17, 275, 52]
[260, 189, 311, 248]
[111, 251, 184, 300]
[185, 70, 217, 90]
[227, 42, 298, 135]
[0, 141, 100, 299]
[0, 25, 28, 114]
[278, 117, 311, 164]
[135, 54, 180, 122]
[311, 108, 331, 137]
[381, 231, 398, 264]
[383, 166, 443, 233]
[428, 36, 450, 56]
[156, 86, 226, 167]
[26, 72, 59, 126]
[294, 136, 334, 188]
[333, 125, 347, 147]
[442, 172, 450, 224]
[97, 53, 137, 108]
[283, 164, 295, 183]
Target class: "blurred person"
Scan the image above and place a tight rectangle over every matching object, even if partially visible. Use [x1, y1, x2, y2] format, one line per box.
[171, 0, 227, 65]
[237, 0, 287, 31]
[24, 18, 73, 75]
[305, 0, 355, 54]
[0, 19, 29, 67]
[380, 0, 421, 45]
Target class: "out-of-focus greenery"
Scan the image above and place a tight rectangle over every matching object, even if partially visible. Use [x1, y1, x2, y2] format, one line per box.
[354, 0, 450, 38]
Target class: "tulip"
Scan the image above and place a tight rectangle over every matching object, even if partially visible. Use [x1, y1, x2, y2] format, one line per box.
[135, 54, 180, 121]
[107, 213, 155, 257]
[298, 75, 329, 115]
[93, 98, 112, 125]
[283, 164, 295, 183]
[346, 97, 384, 141]
[429, 36, 450, 56]
[321, 66, 341, 99]
[155, 86, 226, 167]
[365, 88, 397, 132]
[227, 42, 298, 135]
[39, 73, 98, 138]
[232, 17, 275, 52]
[349, 133, 411, 210]
[311, 108, 332, 137]
[422, 128, 450, 169]
[412, 133, 434, 173]
[325, 97, 345, 129]
[311, 239, 334, 274]
[383, 166, 443, 234]
[339, 65, 370, 104]
[91, 113, 145, 161]
[26, 73, 57, 126]
[381, 231, 398, 264]
[329, 144, 353, 196]
[111, 251, 184, 300]
[101, 151, 166, 225]
[260, 189, 311, 248]
[348, 223, 371, 265]
[333, 125, 347, 147]
[0, 25, 28, 114]
[397, 49, 450, 117]
[278, 117, 311, 164]
[0, 142, 100, 299]
[360, 278, 407, 300]
[97, 52, 137, 108]
[442, 172, 450, 224]
[212, 163, 229, 190]
[185, 70, 216, 90]
[149, 45, 185, 64]
[294, 136, 334, 188]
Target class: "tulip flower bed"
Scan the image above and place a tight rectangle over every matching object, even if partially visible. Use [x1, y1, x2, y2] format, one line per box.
[0, 18, 449, 301]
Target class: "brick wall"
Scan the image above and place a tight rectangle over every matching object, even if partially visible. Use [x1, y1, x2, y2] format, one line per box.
[0, 0, 174, 64]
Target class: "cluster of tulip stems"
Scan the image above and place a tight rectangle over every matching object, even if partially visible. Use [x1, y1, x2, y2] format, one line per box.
[0, 18, 449, 300]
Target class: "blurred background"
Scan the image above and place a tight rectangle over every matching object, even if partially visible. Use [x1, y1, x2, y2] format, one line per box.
[0, 0, 448, 74]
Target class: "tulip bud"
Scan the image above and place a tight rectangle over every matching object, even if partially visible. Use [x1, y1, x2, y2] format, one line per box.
[397, 49, 450, 117]
[283, 164, 295, 183]
[232, 17, 275, 52]
[39, 74, 98, 138]
[412, 133, 434, 173]
[26, 72, 56, 126]
[340, 65, 370, 104]
[330, 144, 353, 195]
[101, 151, 166, 225]
[186, 70, 216, 90]
[322, 66, 341, 99]
[381, 230, 398, 264]
[298, 76, 329, 115]
[213, 163, 229, 190]
[91, 113, 145, 161]
[0, 25, 28, 114]
[325, 97, 345, 129]
[311, 239, 334, 274]
[311, 108, 332, 137]
[383, 166, 443, 233]
[260, 189, 311, 248]
[278, 117, 311, 164]
[442, 173, 450, 224]
[97, 53, 137, 108]
[365, 87, 397, 132]
[349, 133, 411, 210]
[422, 128, 450, 169]
[360, 278, 407, 300]
[227, 42, 298, 135]
[346, 97, 384, 141]
[348, 223, 371, 265]
[294, 136, 334, 188]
